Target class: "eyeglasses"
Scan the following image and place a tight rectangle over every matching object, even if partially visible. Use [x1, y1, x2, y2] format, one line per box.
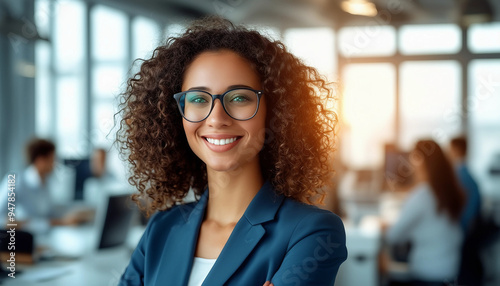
[173, 88, 263, 123]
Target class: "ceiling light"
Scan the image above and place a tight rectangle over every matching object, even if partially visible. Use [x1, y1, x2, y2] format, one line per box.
[341, 0, 378, 17]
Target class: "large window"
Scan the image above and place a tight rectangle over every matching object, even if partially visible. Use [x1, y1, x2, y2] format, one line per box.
[399, 61, 461, 150]
[337, 25, 396, 169]
[35, 40, 51, 138]
[133, 17, 161, 61]
[91, 6, 127, 62]
[131, 17, 161, 75]
[468, 60, 500, 183]
[91, 5, 128, 147]
[35, 0, 51, 138]
[468, 22, 500, 53]
[284, 28, 336, 79]
[34, 1, 163, 179]
[337, 21, 500, 190]
[52, 0, 87, 156]
[341, 64, 396, 168]
[399, 24, 461, 55]
[338, 25, 396, 57]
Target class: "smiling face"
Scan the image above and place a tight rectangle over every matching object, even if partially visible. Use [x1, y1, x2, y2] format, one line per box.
[181, 50, 266, 173]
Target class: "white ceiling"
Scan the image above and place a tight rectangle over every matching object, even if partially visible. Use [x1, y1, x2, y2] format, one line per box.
[91, 0, 499, 29]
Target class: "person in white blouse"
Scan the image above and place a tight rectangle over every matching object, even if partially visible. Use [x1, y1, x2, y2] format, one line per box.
[386, 140, 466, 286]
[0, 139, 56, 234]
[0, 138, 83, 235]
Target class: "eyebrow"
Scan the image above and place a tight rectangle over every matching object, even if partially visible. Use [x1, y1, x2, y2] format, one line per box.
[187, 84, 256, 92]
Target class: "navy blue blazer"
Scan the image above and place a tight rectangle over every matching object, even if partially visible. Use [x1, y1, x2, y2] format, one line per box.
[119, 181, 347, 285]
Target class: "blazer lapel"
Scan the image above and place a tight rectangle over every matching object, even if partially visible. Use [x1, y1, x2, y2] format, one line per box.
[203, 181, 284, 285]
[154, 192, 208, 286]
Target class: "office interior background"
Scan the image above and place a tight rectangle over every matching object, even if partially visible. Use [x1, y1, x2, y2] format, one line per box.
[1, 0, 500, 285]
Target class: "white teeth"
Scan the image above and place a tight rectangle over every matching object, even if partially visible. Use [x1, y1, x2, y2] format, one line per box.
[206, 137, 237, 146]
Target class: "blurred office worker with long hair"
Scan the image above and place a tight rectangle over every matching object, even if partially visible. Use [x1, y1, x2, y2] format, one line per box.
[386, 140, 465, 286]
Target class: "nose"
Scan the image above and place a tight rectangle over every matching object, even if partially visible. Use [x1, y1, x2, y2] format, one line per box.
[206, 99, 232, 127]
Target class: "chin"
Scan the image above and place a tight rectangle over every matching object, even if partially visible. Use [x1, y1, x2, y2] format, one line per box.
[206, 162, 239, 173]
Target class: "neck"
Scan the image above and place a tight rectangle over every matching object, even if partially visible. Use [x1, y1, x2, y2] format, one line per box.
[205, 160, 264, 226]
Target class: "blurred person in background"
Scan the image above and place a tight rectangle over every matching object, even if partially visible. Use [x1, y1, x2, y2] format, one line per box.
[90, 148, 108, 178]
[69, 147, 112, 201]
[449, 136, 484, 286]
[0, 138, 82, 235]
[449, 136, 481, 232]
[386, 140, 465, 286]
[83, 147, 124, 206]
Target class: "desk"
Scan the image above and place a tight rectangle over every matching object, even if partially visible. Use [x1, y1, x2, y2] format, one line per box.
[1, 224, 144, 286]
[4, 247, 131, 286]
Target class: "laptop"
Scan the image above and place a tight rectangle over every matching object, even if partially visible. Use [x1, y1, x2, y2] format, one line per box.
[39, 193, 136, 260]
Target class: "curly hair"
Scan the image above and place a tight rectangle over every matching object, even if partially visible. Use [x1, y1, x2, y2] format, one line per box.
[116, 17, 337, 214]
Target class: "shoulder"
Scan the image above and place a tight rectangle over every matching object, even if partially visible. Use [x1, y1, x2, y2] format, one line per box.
[409, 183, 433, 201]
[279, 198, 343, 226]
[143, 201, 200, 237]
[277, 198, 346, 245]
[269, 197, 348, 272]
[400, 184, 435, 213]
[148, 201, 198, 225]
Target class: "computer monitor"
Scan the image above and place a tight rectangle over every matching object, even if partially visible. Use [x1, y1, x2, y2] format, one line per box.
[63, 158, 92, 200]
[384, 144, 413, 189]
[31, 193, 136, 260]
[96, 194, 136, 249]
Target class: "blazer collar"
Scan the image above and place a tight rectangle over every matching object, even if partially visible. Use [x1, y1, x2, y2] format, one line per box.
[154, 181, 285, 286]
[242, 180, 285, 225]
[154, 191, 208, 286]
[203, 181, 284, 285]
[192, 180, 284, 225]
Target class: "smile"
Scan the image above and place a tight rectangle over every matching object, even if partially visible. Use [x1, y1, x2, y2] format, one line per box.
[205, 137, 239, 146]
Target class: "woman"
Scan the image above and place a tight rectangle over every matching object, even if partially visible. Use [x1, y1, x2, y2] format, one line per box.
[386, 140, 465, 286]
[117, 17, 347, 286]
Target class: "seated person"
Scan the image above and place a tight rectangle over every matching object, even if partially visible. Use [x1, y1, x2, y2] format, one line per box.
[68, 148, 120, 204]
[0, 138, 87, 235]
[84, 148, 132, 207]
[386, 140, 465, 286]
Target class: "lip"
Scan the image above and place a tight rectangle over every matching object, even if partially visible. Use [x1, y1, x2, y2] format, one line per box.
[202, 134, 242, 152]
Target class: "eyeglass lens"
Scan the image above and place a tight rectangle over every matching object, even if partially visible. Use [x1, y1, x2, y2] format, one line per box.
[180, 89, 259, 121]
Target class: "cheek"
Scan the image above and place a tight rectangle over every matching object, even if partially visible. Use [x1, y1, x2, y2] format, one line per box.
[182, 121, 198, 147]
[246, 118, 267, 151]
[255, 104, 267, 142]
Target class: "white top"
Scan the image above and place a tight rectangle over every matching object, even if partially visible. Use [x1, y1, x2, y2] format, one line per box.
[187, 257, 217, 286]
[0, 165, 52, 234]
[386, 183, 463, 281]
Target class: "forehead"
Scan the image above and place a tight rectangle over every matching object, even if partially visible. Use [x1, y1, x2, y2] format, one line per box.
[181, 50, 261, 92]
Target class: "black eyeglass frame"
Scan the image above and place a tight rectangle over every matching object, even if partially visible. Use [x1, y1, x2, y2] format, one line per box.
[173, 87, 264, 123]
